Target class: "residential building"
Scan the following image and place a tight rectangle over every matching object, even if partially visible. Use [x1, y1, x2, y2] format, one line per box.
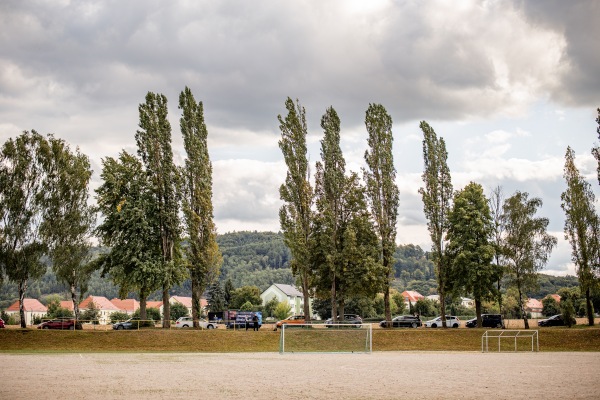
[526, 298, 544, 318]
[79, 295, 121, 324]
[401, 290, 424, 309]
[261, 284, 310, 317]
[110, 298, 140, 315]
[5, 299, 47, 326]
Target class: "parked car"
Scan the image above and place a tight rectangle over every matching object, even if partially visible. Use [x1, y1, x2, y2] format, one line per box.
[325, 314, 362, 328]
[379, 315, 422, 328]
[274, 315, 306, 330]
[112, 317, 141, 330]
[465, 314, 505, 328]
[538, 314, 575, 327]
[38, 319, 82, 330]
[175, 316, 218, 329]
[423, 315, 460, 328]
[0, 318, 5, 328]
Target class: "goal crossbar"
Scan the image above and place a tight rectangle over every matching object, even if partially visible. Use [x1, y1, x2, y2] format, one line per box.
[482, 330, 539, 352]
[279, 323, 372, 354]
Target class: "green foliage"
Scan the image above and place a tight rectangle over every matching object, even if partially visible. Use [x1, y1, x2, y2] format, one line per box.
[542, 297, 560, 317]
[413, 298, 437, 317]
[391, 291, 406, 315]
[110, 311, 130, 323]
[229, 285, 262, 310]
[274, 301, 292, 320]
[170, 302, 189, 321]
[133, 307, 161, 324]
[207, 282, 226, 312]
[263, 296, 280, 318]
[239, 301, 254, 311]
[80, 302, 100, 324]
[561, 298, 577, 328]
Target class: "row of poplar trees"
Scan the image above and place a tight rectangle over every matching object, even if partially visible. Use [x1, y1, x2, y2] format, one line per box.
[0, 87, 221, 328]
[278, 99, 600, 329]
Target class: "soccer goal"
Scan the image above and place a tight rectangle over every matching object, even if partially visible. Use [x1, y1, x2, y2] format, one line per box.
[481, 330, 539, 352]
[279, 323, 372, 354]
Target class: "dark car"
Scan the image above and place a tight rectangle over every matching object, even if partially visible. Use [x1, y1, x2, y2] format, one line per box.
[38, 319, 82, 330]
[380, 315, 421, 328]
[465, 314, 504, 328]
[538, 314, 575, 327]
[112, 317, 142, 330]
[325, 314, 362, 328]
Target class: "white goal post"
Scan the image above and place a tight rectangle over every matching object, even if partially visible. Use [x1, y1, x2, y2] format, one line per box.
[481, 330, 539, 352]
[279, 323, 372, 354]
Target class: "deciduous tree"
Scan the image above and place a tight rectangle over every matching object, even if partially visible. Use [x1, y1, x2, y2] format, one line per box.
[501, 192, 557, 329]
[419, 121, 453, 327]
[561, 146, 599, 326]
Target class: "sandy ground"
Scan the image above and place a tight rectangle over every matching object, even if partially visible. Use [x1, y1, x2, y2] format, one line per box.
[1, 352, 598, 399]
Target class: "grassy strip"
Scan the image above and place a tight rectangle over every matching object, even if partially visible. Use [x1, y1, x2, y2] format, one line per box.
[1, 327, 598, 353]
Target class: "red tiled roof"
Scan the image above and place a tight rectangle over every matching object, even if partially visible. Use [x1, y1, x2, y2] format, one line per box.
[548, 294, 561, 303]
[526, 298, 543, 311]
[147, 301, 163, 309]
[79, 295, 120, 311]
[110, 298, 140, 312]
[60, 301, 74, 310]
[7, 298, 47, 313]
[402, 291, 424, 303]
[170, 296, 193, 308]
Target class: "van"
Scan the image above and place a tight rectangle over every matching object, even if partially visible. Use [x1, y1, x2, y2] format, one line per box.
[465, 314, 504, 328]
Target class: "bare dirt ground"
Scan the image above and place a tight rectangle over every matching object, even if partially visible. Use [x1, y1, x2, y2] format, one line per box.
[1, 352, 598, 399]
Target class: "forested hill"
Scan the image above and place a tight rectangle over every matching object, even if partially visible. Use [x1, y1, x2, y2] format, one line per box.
[0, 231, 579, 310]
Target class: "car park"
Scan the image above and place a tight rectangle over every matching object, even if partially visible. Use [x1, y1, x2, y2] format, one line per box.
[538, 314, 574, 327]
[175, 316, 218, 329]
[274, 315, 306, 330]
[423, 315, 460, 328]
[379, 315, 422, 328]
[325, 314, 362, 328]
[465, 314, 504, 328]
[38, 319, 82, 330]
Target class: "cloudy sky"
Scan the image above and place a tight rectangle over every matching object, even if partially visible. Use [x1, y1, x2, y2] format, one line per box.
[1, 0, 598, 276]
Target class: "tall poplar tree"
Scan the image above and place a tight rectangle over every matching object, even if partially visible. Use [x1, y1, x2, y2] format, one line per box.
[446, 182, 496, 327]
[278, 97, 313, 321]
[0, 131, 49, 327]
[419, 121, 453, 328]
[363, 103, 399, 326]
[136, 92, 185, 328]
[179, 87, 222, 328]
[41, 136, 95, 323]
[501, 191, 557, 329]
[561, 147, 599, 326]
[591, 108, 600, 186]
[488, 186, 506, 312]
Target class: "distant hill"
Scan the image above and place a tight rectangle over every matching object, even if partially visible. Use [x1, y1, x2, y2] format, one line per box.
[0, 231, 579, 309]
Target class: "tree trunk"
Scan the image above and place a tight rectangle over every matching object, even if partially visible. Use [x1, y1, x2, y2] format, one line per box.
[140, 290, 147, 321]
[330, 278, 337, 323]
[475, 298, 482, 328]
[18, 279, 27, 328]
[338, 298, 345, 322]
[439, 291, 448, 328]
[162, 287, 170, 328]
[585, 287, 594, 326]
[518, 285, 529, 329]
[383, 285, 391, 328]
[70, 283, 80, 323]
[191, 275, 201, 329]
[301, 270, 311, 322]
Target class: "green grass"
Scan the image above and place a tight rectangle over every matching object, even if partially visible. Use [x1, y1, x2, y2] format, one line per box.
[1, 326, 599, 353]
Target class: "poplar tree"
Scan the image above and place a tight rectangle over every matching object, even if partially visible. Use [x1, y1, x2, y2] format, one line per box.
[447, 182, 496, 327]
[363, 103, 399, 326]
[179, 87, 222, 328]
[0, 131, 49, 327]
[501, 192, 557, 329]
[278, 97, 313, 321]
[419, 121, 453, 328]
[41, 136, 95, 323]
[488, 186, 506, 312]
[561, 147, 599, 326]
[591, 108, 600, 186]
[136, 92, 185, 328]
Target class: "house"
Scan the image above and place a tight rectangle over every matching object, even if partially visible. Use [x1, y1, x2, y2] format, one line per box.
[526, 298, 544, 318]
[261, 284, 310, 316]
[460, 297, 475, 308]
[5, 299, 47, 326]
[169, 296, 193, 317]
[146, 301, 163, 315]
[401, 290, 424, 309]
[59, 300, 74, 311]
[79, 295, 121, 324]
[110, 298, 139, 315]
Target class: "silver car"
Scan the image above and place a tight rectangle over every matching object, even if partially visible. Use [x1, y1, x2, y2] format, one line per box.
[175, 316, 217, 329]
[423, 315, 460, 328]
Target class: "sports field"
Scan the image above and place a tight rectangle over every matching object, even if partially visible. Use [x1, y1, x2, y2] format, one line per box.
[1, 351, 598, 399]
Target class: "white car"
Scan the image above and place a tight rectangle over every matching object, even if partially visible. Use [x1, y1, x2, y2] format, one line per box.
[423, 315, 460, 328]
[175, 316, 217, 329]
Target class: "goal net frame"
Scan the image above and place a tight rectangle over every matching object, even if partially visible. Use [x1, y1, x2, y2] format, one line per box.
[481, 330, 539, 352]
[279, 323, 372, 354]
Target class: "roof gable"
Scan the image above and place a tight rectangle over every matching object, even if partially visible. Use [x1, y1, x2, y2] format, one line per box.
[273, 284, 303, 298]
[110, 298, 140, 312]
[79, 295, 120, 311]
[7, 298, 47, 312]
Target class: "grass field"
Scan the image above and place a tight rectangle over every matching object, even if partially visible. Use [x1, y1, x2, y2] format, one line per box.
[1, 325, 599, 352]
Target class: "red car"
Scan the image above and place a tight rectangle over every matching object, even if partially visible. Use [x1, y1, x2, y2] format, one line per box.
[38, 319, 82, 330]
[0, 318, 5, 328]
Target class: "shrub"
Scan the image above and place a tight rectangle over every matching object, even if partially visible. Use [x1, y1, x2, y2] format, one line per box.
[110, 311, 130, 323]
[170, 302, 189, 321]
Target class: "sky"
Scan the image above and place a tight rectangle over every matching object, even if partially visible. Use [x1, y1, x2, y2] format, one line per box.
[1, 0, 599, 277]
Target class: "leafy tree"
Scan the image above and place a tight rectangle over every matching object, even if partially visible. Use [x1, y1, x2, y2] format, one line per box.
[313, 106, 382, 320]
[419, 121, 453, 328]
[136, 91, 186, 328]
[263, 296, 280, 318]
[179, 87, 222, 328]
[446, 182, 496, 327]
[95, 152, 163, 321]
[391, 291, 407, 315]
[229, 285, 262, 310]
[501, 192, 557, 329]
[80, 301, 100, 324]
[41, 136, 95, 324]
[274, 301, 292, 320]
[0, 131, 50, 327]
[413, 298, 437, 317]
[561, 146, 599, 326]
[488, 186, 506, 312]
[239, 301, 254, 311]
[133, 307, 161, 322]
[170, 301, 189, 321]
[278, 97, 314, 321]
[207, 281, 226, 312]
[110, 311, 130, 323]
[542, 296, 560, 317]
[561, 298, 576, 328]
[363, 103, 399, 327]
[591, 108, 600, 186]
[224, 278, 235, 308]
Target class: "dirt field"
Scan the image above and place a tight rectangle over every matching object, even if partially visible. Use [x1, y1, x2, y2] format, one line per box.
[1, 352, 598, 399]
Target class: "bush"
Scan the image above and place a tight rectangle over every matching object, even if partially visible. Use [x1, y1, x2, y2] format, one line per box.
[170, 302, 189, 321]
[274, 302, 292, 320]
[110, 311, 130, 323]
[133, 307, 161, 327]
[561, 299, 576, 328]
